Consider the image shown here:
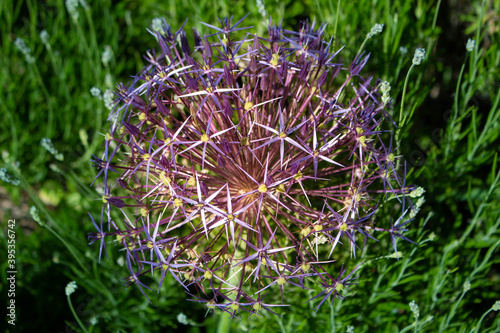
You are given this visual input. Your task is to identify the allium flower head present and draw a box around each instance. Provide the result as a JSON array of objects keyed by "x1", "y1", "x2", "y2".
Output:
[{"x1": 89, "y1": 17, "x2": 415, "y2": 315}]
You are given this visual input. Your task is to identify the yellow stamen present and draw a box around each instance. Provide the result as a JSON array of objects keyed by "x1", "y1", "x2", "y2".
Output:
[
  {"x1": 276, "y1": 183, "x2": 286, "y2": 193},
  {"x1": 300, "y1": 227, "x2": 311, "y2": 237},
  {"x1": 174, "y1": 198, "x2": 183, "y2": 208},
  {"x1": 270, "y1": 53, "x2": 279, "y2": 67},
  {"x1": 200, "y1": 134, "x2": 210, "y2": 142},
  {"x1": 244, "y1": 101, "x2": 254, "y2": 111}
]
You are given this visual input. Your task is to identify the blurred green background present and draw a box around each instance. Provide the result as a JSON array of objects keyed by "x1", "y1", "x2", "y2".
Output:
[{"x1": 1, "y1": 0, "x2": 499, "y2": 332}]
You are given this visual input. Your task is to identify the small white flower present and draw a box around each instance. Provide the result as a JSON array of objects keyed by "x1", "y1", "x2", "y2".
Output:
[
  {"x1": 410, "y1": 186, "x2": 425, "y2": 198},
  {"x1": 65, "y1": 0, "x2": 79, "y2": 21},
  {"x1": 466, "y1": 39, "x2": 475, "y2": 53},
  {"x1": 0, "y1": 168, "x2": 20, "y2": 186},
  {"x1": 256, "y1": 0, "x2": 268, "y2": 19},
  {"x1": 40, "y1": 30, "x2": 49, "y2": 45},
  {"x1": 90, "y1": 87, "x2": 102, "y2": 98},
  {"x1": 152, "y1": 18, "x2": 164, "y2": 33},
  {"x1": 65, "y1": 281, "x2": 78, "y2": 296},
  {"x1": 409, "y1": 300, "x2": 420, "y2": 319},
  {"x1": 41, "y1": 138, "x2": 64, "y2": 161},
  {"x1": 463, "y1": 281, "x2": 471, "y2": 292},
  {"x1": 14, "y1": 38, "x2": 34, "y2": 63},
  {"x1": 30, "y1": 206, "x2": 44, "y2": 226},
  {"x1": 103, "y1": 89, "x2": 115, "y2": 110},
  {"x1": 412, "y1": 48, "x2": 426, "y2": 65},
  {"x1": 368, "y1": 23, "x2": 384, "y2": 38},
  {"x1": 493, "y1": 300, "x2": 500, "y2": 311},
  {"x1": 101, "y1": 45, "x2": 113, "y2": 66},
  {"x1": 177, "y1": 313, "x2": 189, "y2": 325}
]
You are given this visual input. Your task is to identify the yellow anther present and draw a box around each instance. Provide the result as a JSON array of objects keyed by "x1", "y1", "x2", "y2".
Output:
[
  {"x1": 253, "y1": 303, "x2": 262, "y2": 311},
  {"x1": 279, "y1": 132, "x2": 287, "y2": 138},
  {"x1": 174, "y1": 198, "x2": 183, "y2": 208},
  {"x1": 314, "y1": 150, "x2": 320, "y2": 157},
  {"x1": 162, "y1": 263, "x2": 169, "y2": 271},
  {"x1": 105, "y1": 133, "x2": 112, "y2": 141},
  {"x1": 241, "y1": 137, "x2": 250, "y2": 146},
  {"x1": 140, "y1": 208, "x2": 148, "y2": 217},
  {"x1": 116, "y1": 234, "x2": 125, "y2": 243},
  {"x1": 200, "y1": 134, "x2": 210, "y2": 142},
  {"x1": 276, "y1": 183, "x2": 286, "y2": 193},
  {"x1": 277, "y1": 277, "x2": 286, "y2": 285},
  {"x1": 138, "y1": 113, "x2": 147, "y2": 121},
  {"x1": 206, "y1": 87, "x2": 214, "y2": 94},
  {"x1": 356, "y1": 127, "x2": 363, "y2": 135},
  {"x1": 300, "y1": 227, "x2": 311, "y2": 237},
  {"x1": 258, "y1": 184, "x2": 268, "y2": 193},
  {"x1": 294, "y1": 171, "x2": 303, "y2": 181},
  {"x1": 204, "y1": 271, "x2": 213, "y2": 279},
  {"x1": 160, "y1": 171, "x2": 171, "y2": 186},
  {"x1": 187, "y1": 177, "x2": 196, "y2": 187},
  {"x1": 301, "y1": 263, "x2": 311, "y2": 272},
  {"x1": 146, "y1": 241, "x2": 154, "y2": 249},
  {"x1": 387, "y1": 153, "x2": 395, "y2": 163},
  {"x1": 206, "y1": 301, "x2": 216, "y2": 309},
  {"x1": 164, "y1": 138, "x2": 172, "y2": 146},
  {"x1": 244, "y1": 101, "x2": 254, "y2": 111},
  {"x1": 314, "y1": 224, "x2": 323, "y2": 231},
  {"x1": 143, "y1": 153, "x2": 150, "y2": 161},
  {"x1": 102, "y1": 196, "x2": 109, "y2": 203},
  {"x1": 270, "y1": 53, "x2": 279, "y2": 67},
  {"x1": 339, "y1": 223, "x2": 348, "y2": 232},
  {"x1": 227, "y1": 214, "x2": 234, "y2": 221},
  {"x1": 335, "y1": 282, "x2": 344, "y2": 292},
  {"x1": 358, "y1": 136, "x2": 367, "y2": 147},
  {"x1": 230, "y1": 303, "x2": 239, "y2": 311}
]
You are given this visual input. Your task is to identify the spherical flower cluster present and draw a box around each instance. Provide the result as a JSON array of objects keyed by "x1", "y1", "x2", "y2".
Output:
[{"x1": 89, "y1": 17, "x2": 415, "y2": 316}]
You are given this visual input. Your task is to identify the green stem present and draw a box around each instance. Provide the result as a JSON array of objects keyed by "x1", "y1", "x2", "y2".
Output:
[
  {"x1": 471, "y1": 308, "x2": 493, "y2": 333},
  {"x1": 216, "y1": 312, "x2": 232, "y2": 333},
  {"x1": 333, "y1": 0, "x2": 341, "y2": 43},
  {"x1": 444, "y1": 60, "x2": 467, "y2": 161},
  {"x1": 67, "y1": 294, "x2": 90, "y2": 333}
]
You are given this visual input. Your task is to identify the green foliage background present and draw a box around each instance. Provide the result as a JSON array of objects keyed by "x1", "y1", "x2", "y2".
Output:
[{"x1": 1, "y1": 0, "x2": 499, "y2": 332}]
